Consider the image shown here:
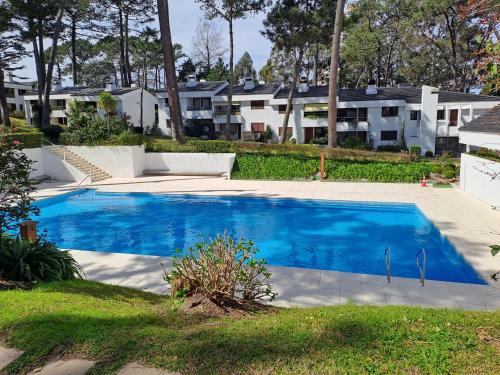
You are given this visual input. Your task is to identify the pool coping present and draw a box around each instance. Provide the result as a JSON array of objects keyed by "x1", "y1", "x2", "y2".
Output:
[{"x1": 68, "y1": 249, "x2": 500, "y2": 311}]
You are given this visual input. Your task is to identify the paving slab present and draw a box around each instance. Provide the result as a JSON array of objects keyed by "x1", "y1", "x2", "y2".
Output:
[
  {"x1": 117, "y1": 362, "x2": 180, "y2": 375},
  {"x1": 0, "y1": 346, "x2": 24, "y2": 370},
  {"x1": 27, "y1": 359, "x2": 96, "y2": 375}
]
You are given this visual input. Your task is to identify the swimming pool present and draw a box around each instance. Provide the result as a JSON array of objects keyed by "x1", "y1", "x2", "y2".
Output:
[{"x1": 34, "y1": 190, "x2": 485, "y2": 284}]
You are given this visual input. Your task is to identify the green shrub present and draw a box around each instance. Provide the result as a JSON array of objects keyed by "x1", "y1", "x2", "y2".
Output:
[
  {"x1": 10, "y1": 110, "x2": 25, "y2": 119},
  {"x1": 425, "y1": 151, "x2": 434, "y2": 157},
  {"x1": 325, "y1": 160, "x2": 432, "y2": 183},
  {"x1": 444, "y1": 162, "x2": 456, "y2": 170},
  {"x1": 189, "y1": 140, "x2": 234, "y2": 153},
  {"x1": 443, "y1": 169, "x2": 456, "y2": 179},
  {"x1": 41, "y1": 125, "x2": 64, "y2": 143},
  {"x1": 430, "y1": 163, "x2": 442, "y2": 174},
  {"x1": 377, "y1": 145, "x2": 402, "y2": 152},
  {"x1": 409, "y1": 145, "x2": 421, "y2": 156},
  {"x1": 0, "y1": 237, "x2": 83, "y2": 283},
  {"x1": 1, "y1": 132, "x2": 42, "y2": 148},
  {"x1": 232, "y1": 154, "x2": 318, "y2": 180},
  {"x1": 343, "y1": 136, "x2": 367, "y2": 150},
  {"x1": 165, "y1": 233, "x2": 275, "y2": 302},
  {"x1": 310, "y1": 137, "x2": 327, "y2": 145},
  {"x1": 107, "y1": 131, "x2": 144, "y2": 146}
]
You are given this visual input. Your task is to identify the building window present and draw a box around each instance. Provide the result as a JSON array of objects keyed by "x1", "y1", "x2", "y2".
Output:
[
  {"x1": 358, "y1": 108, "x2": 368, "y2": 121},
  {"x1": 18, "y1": 89, "x2": 27, "y2": 96},
  {"x1": 164, "y1": 98, "x2": 169, "y2": 107},
  {"x1": 278, "y1": 104, "x2": 288, "y2": 114},
  {"x1": 380, "y1": 130, "x2": 398, "y2": 141},
  {"x1": 251, "y1": 100, "x2": 265, "y2": 110},
  {"x1": 19, "y1": 104, "x2": 24, "y2": 111},
  {"x1": 410, "y1": 110, "x2": 420, "y2": 121},
  {"x1": 251, "y1": 122, "x2": 265, "y2": 133},
  {"x1": 382, "y1": 106, "x2": 398, "y2": 117},
  {"x1": 5, "y1": 88, "x2": 15, "y2": 98},
  {"x1": 437, "y1": 109, "x2": 445, "y2": 120}
]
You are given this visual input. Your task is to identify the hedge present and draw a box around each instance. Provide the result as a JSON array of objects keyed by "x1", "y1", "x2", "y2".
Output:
[
  {"x1": 0, "y1": 132, "x2": 42, "y2": 149},
  {"x1": 232, "y1": 154, "x2": 432, "y2": 182}
]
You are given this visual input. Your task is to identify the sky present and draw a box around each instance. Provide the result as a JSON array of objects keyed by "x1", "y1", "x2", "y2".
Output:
[{"x1": 16, "y1": 0, "x2": 272, "y2": 83}]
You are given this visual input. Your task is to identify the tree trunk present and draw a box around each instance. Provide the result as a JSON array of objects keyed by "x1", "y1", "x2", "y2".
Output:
[
  {"x1": 327, "y1": 0, "x2": 345, "y2": 148},
  {"x1": 32, "y1": 37, "x2": 43, "y2": 104},
  {"x1": 224, "y1": 18, "x2": 234, "y2": 141},
  {"x1": 38, "y1": 20, "x2": 46, "y2": 90},
  {"x1": 71, "y1": 17, "x2": 78, "y2": 85},
  {"x1": 42, "y1": 0, "x2": 66, "y2": 127},
  {"x1": 124, "y1": 13, "x2": 132, "y2": 85},
  {"x1": 157, "y1": 0, "x2": 184, "y2": 143},
  {"x1": 280, "y1": 48, "x2": 304, "y2": 145},
  {"x1": 118, "y1": 9, "x2": 128, "y2": 87},
  {"x1": 0, "y1": 69, "x2": 11, "y2": 127},
  {"x1": 313, "y1": 41, "x2": 319, "y2": 85}
]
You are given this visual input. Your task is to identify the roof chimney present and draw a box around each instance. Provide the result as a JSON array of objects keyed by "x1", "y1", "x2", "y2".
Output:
[
  {"x1": 298, "y1": 76, "x2": 309, "y2": 93},
  {"x1": 105, "y1": 81, "x2": 115, "y2": 92},
  {"x1": 243, "y1": 76, "x2": 255, "y2": 91},
  {"x1": 366, "y1": 79, "x2": 377, "y2": 95},
  {"x1": 6, "y1": 72, "x2": 14, "y2": 83},
  {"x1": 186, "y1": 74, "x2": 198, "y2": 88}
]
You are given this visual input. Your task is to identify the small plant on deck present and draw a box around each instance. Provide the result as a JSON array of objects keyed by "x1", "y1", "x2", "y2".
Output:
[{"x1": 165, "y1": 234, "x2": 276, "y2": 305}]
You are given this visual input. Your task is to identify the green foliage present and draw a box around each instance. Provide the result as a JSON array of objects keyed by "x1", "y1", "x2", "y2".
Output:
[
  {"x1": 9, "y1": 110, "x2": 25, "y2": 119},
  {"x1": 205, "y1": 57, "x2": 229, "y2": 81},
  {"x1": 491, "y1": 245, "x2": 500, "y2": 257},
  {"x1": 311, "y1": 137, "x2": 328, "y2": 145},
  {"x1": 0, "y1": 237, "x2": 83, "y2": 283},
  {"x1": 443, "y1": 169, "x2": 456, "y2": 179},
  {"x1": 232, "y1": 154, "x2": 318, "y2": 180},
  {"x1": 0, "y1": 132, "x2": 42, "y2": 149},
  {"x1": 475, "y1": 147, "x2": 500, "y2": 161},
  {"x1": 97, "y1": 92, "x2": 117, "y2": 117},
  {"x1": 0, "y1": 140, "x2": 38, "y2": 237},
  {"x1": 430, "y1": 163, "x2": 442, "y2": 174},
  {"x1": 425, "y1": 151, "x2": 434, "y2": 157},
  {"x1": 166, "y1": 233, "x2": 276, "y2": 302},
  {"x1": 40, "y1": 124, "x2": 64, "y2": 143},
  {"x1": 343, "y1": 136, "x2": 367, "y2": 150},
  {"x1": 234, "y1": 51, "x2": 256, "y2": 79},
  {"x1": 188, "y1": 140, "x2": 234, "y2": 153},
  {"x1": 106, "y1": 131, "x2": 144, "y2": 146},
  {"x1": 409, "y1": 145, "x2": 421, "y2": 156},
  {"x1": 377, "y1": 145, "x2": 402, "y2": 152}
]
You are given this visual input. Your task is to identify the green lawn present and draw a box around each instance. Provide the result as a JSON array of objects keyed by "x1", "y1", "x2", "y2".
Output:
[{"x1": 0, "y1": 281, "x2": 498, "y2": 374}]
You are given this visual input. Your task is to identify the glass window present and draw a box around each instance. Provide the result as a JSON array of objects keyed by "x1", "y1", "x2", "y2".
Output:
[
  {"x1": 358, "y1": 108, "x2": 368, "y2": 121},
  {"x1": 380, "y1": 130, "x2": 398, "y2": 141},
  {"x1": 410, "y1": 110, "x2": 420, "y2": 121},
  {"x1": 437, "y1": 109, "x2": 445, "y2": 120},
  {"x1": 251, "y1": 100, "x2": 265, "y2": 110},
  {"x1": 251, "y1": 122, "x2": 265, "y2": 132},
  {"x1": 382, "y1": 107, "x2": 398, "y2": 117},
  {"x1": 278, "y1": 104, "x2": 287, "y2": 114}
]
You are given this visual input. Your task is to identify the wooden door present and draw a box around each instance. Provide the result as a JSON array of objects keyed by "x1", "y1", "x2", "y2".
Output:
[
  {"x1": 449, "y1": 109, "x2": 458, "y2": 126},
  {"x1": 305, "y1": 127, "x2": 314, "y2": 143}
]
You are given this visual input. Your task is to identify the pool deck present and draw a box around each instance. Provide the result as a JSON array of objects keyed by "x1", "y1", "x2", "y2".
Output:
[{"x1": 34, "y1": 176, "x2": 500, "y2": 311}]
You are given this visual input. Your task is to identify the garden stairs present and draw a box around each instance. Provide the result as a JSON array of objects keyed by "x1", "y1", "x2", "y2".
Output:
[{"x1": 43, "y1": 145, "x2": 112, "y2": 182}]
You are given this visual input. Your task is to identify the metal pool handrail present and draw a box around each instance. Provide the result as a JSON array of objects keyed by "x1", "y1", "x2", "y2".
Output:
[
  {"x1": 416, "y1": 248, "x2": 426, "y2": 287},
  {"x1": 384, "y1": 247, "x2": 391, "y2": 283}
]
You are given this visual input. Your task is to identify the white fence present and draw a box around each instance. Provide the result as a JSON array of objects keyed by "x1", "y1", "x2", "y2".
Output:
[
  {"x1": 460, "y1": 153, "x2": 500, "y2": 208},
  {"x1": 145, "y1": 153, "x2": 236, "y2": 177}
]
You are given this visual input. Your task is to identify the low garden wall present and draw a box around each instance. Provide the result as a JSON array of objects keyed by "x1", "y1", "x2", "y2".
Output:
[
  {"x1": 22, "y1": 148, "x2": 87, "y2": 182},
  {"x1": 459, "y1": 153, "x2": 500, "y2": 207},
  {"x1": 145, "y1": 153, "x2": 236, "y2": 177}
]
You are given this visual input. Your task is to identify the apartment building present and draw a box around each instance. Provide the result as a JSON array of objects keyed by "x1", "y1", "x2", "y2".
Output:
[
  {"x1": 1, "y1": 73, "x2": 32, "y2": 118},
  {"x1": 157, "y1": 77, "x2": 500, "y2": 155},
  {"x1": 23, "y1": 83, "x2": 157, "y2": 128}
]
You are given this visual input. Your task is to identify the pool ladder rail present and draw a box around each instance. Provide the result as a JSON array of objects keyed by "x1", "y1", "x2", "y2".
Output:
[
  {"x1": 416, "y1": 248, "x2": 427, "y2": 287},
  {"x1": 383, "y1": 247, "x2": 427, "y2": 287}
]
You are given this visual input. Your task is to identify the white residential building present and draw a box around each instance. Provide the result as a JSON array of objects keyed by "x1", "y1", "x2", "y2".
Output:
[
  {"x1": 1, "y1": 73, "x2": 32, "y2": 117},
  {"x1": 23, "y1": 83, "x2": 157, "y2": 129},
  {"x1": 155, "y1": 77, "x2": 500, "y2": 154}
]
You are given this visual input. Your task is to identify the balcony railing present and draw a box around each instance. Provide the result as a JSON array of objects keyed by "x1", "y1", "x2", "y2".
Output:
[
  {"x1": 187, "y1": 105, "x2": 212, "y2": 111},
  {"x1": 51, "y1": 106, "x2": 66, "y2": 111}
]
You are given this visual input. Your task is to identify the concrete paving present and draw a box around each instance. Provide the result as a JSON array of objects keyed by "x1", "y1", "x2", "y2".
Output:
[
  {"x1": 35, "y1": 177, "x2": 500, "y2": 310},
  {"x1": 0, "y1": 346, "x2": 24, "y2": 370},
  {"x1": 117, "y1": 362, "x2": 180, "y2": 375},
  {"x1": 27, "y1": 359, "x2": 96, "y2": 375}
]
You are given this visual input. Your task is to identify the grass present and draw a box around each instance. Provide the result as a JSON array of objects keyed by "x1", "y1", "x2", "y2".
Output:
[
  {"x1": 1, "y1": 117, "x2": 37, "y2": 133},
  {"x1": 0, "y1": 280, "x2": 499, "y2": 374}
]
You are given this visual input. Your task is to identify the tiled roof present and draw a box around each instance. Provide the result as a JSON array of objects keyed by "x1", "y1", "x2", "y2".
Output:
[
  {"x1": 276, "y1": 86, "x2": 500, "y2": 104},
  {"x1": 460, "y1": 105, "x2": 500, "y2": 134},
  {"x1": 50, "y1": 86, "x2": 140, "y2": 96},
  {"x1": 216, "y1": 83, "x2": 281, "y2": 96}
]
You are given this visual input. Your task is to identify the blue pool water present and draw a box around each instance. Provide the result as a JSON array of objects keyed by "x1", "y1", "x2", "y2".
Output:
[{"x1": 34, "y1": 190, "x2": 485, "y2": 284}]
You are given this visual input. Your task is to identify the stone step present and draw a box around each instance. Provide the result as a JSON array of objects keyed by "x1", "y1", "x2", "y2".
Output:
[
  {"x1": 27, "y1": 359, "x2": 96, "y2": 375},
  {"x1": 0, "y1": 346, "x2": 24, "y2": 371},
  {"x1": 117, "y1": 362, "x2": 181, "y2": 375}
]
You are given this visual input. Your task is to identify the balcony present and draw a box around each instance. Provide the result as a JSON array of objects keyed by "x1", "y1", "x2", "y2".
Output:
[{"x1": 187, "y1": 105, "x2": 212, "y2": 111}]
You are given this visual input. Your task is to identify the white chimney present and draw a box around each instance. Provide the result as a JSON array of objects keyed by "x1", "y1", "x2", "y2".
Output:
[
  {"x1": 105, "y1": 81, "x2": 115, "y2": 92},
  {"x1": 366, "y1": 79, "x2": 377, "y2": 95},
  {"x1": 53, "y1": 80, "x2": 62, "y2": 91},
  {"x1": 186, "y1": 74, "x2": 198, "y2": 87},
  {"x1": 298, "y1": 76, "x2": 309, "y2": 93},
  {"x1": 200, "y1": 79, "x2": 206, "y2": 83},
  {"x1": 6, "y1": 72, "x2": 14, "y2": 82},
  {"x1": 243, "y1": 76, "x2": 255, "y2": 91}
]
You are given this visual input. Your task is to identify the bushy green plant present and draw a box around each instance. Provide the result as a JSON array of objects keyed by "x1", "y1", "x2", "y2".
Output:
[
  {"x1": 107, "y1": 131, "x2": 144, "y2": 146},
  {"x1": 430, "y1": 163, "x2": 442, "y2": 174},
  {"x1": 377, "y1": 145, "x2": 402, "y2": 152},
  {"x1": 41, "y1": 125, "x2": 64, "y2": 143},
  {"x1": 188, "y1": 140, "x2": 234, "y2": 153},
  {"x1": 0, "y1": 236, "x2": 83, "y2": 283},
  {"x1": 310, "y1": 137, "x2": 327, "y2": 145},
  {"x1": 165, "y1": 234, "x2": 276, "y2": 303},
  {"x1": 343, "y1": 136, "x2": 366, "y2": 150},
  {"x1": 10, "y1": 110, "x2": 25, "y2": 119},
  {"x1": 232, "y1": 154, "x2": 318, "y2": 180},
  {"x1": 409, "y1": 145, "x2": 421, "y2": 156},
  {"x1": 425, "y1": 151, "x2": 434, "y2": 157},
  {"x1": 443, "y1": 169, "x2": 456, "y2": 179},
  {"x1": 0, "y1": 133, "x2": 42, "y2": 148}
]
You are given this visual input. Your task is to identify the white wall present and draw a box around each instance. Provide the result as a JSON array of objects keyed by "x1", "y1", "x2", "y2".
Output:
[
  {"x1": 22, "y1": 148, "x2": 45, "y2": 179},
  {"x1": 120, "y1": 89, "x2": 156, "y2": 129},
  {"x1": 145, "y1": 153, "x2": 236, "y2": 178},
  {"x1": 67, "y1": 145, "x2": 146, "y2": 178},
  {"x1": 460, "y1": 153, "x2": 500, "y2": 207},
  {"x1": 22, "y1": 148, "x2": 87, "y2": 182},
  {"x1": 459, "y1": 131, "x2": 500, "y2": 151}
]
